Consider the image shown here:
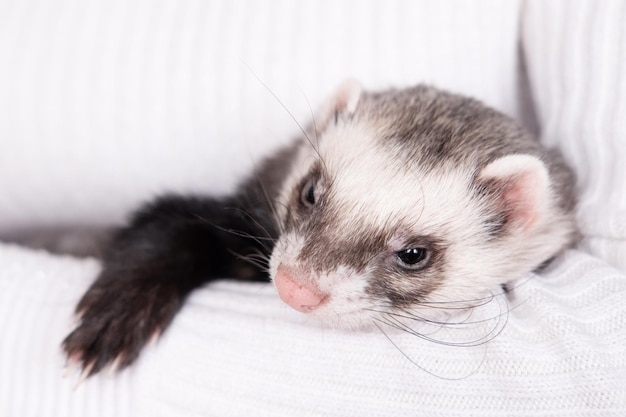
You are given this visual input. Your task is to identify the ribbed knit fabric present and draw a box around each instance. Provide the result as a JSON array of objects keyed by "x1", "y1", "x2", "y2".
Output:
[
  {"x1": 0, "y1": 0, "x2": 522, "y2": 231},
  {"x1": 0, "y1": 245, "x2": 137, "y2": 417},
  {"x1": 0, "y1": 243, "x2": 624, "y2": 417},
  {"x1": 522, "y1": 0, "x2": 626, "y2": 272}
]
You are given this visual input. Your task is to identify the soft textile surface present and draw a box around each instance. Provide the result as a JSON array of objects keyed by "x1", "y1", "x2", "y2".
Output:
[
  {"x1": 522, "y1": 0, "x2": 626, "y2": 272},
  {"x1": 0, "y1": 243, "x2": 625, "y2": 416},
  {"x1": 0, "y1": 0, "x2": 523, "y2": 231}
]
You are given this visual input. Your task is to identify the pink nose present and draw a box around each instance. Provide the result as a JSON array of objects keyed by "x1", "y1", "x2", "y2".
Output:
[{"x1": 274, "y1": 265, "x2": 327, "y2": 313}]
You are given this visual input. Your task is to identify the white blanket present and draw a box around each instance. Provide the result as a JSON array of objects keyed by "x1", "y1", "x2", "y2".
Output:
[{"x1": 0, "y1": 244, "x2": 625, "y2": 416}]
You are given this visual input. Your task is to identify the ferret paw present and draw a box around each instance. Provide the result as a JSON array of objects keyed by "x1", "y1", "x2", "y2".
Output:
[{"x1": 62, "y1": 278, "x2": 180, "y2": 377}]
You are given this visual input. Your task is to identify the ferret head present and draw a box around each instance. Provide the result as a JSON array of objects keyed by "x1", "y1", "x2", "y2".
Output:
[{"x1": 269, "y1": 82, "x2": 576, "y2": 329}]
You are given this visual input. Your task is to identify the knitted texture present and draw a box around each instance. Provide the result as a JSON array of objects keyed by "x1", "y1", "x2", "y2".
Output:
[
  {"x1": 522, "y1": 0, "x2": 626, "y2": 272},
  {"x1": 0, "y1": 0, "x2": 522, "y2": 231},
  {"x1": 0, "y1": 244, "x2": 624, "y2": 416}
]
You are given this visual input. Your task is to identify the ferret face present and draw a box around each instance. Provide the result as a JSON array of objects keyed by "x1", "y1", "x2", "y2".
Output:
[
  {"x1": 268, "y1": 84, "x2": 576, "y2": 329},
  {"x1": 270, "y1": 120, "x2": 492, "y2": 328}
]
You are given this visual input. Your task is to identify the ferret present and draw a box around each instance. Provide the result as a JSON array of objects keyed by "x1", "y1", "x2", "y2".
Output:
[{"x1": 63, "y1": 82, "x2": 577, "y2": 376}]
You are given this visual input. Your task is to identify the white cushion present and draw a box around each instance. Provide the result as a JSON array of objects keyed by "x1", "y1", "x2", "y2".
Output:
[
  {"x1": 0, "y1": 0, "x2": 523, "y2": 231},
  {"x1": 1, "y1": 242, "x2": 624, "y2": 416},
  {"x1": 522, "y1": 0, "x2": 626, "y2": 272}
]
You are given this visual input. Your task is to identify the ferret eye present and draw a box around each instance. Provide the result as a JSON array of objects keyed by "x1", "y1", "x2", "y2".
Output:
[
  {"x1": 300, "y1": 179, "x2": 316, "y2": 207},
  {"x1": 396, "y1": 248, "x2": 429, "y2": 269}
]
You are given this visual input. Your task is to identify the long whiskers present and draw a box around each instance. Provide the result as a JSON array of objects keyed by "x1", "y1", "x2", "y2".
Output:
[
  {"x1": 255, "y1": 181, "x2": 285, "y2": 236},
  {"x1": 384, "y1": 274, "x2": 535, "y2": 310},
  {"x1": 192, "y1": 212, "x2": 275, "y2": 254},
  {"x1": 229, "y1": 249, "x2": 271, "y2": 273},
  {"x1": 241, "y1": 60, "x2": 326, "y2": 165},
  {"x1": 367, "y1": 294, "x2": 506, "y2": 343},
  {"x1": 374, "y1": 321, "x2": 488, "y2": 381},
  {"x1": 223, "y1": 206, "x2": 277, "y2": 241},
  {"x1": 374, "y1": 298, "x2": 508, "y2": 348},
  {"x1": 366, "y1": 279, "x2": 535, "y2": 379},
  {"x1": 297, "y1": 86, "x2": 330, "y2": 174}
]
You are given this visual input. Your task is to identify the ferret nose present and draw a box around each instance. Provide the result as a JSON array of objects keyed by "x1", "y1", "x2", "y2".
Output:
[{"x1": 274, "y1": 265, "x2": 327, "y2": 313}]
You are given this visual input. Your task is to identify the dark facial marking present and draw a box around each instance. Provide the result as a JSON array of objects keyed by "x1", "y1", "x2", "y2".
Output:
[
  {"x1": 295, "y1": 213, "x2": 391, "y2": 275},
  {"x1": 283, "y1": 162, "x2": 322, "y2": 232},
  {"x1": 301, "y1": 178, "x2": 316, "y2": 207},
  {"x1": 366, "y1": 235, "x2": 447, "y2": 309}
]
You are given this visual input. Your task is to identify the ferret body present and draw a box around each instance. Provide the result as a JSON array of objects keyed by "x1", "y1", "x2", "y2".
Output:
[{"x1": 63, "y1": 82, "x2": 577, "y2": 376}]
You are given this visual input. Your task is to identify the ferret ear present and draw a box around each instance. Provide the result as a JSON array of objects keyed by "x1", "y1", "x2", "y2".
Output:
[
  {"x1": 316, "y1": 79, "x2": 362, "y2": 132},
  {"x1": 477, "y1": 154, "x2": 551, "y2": 234}
]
